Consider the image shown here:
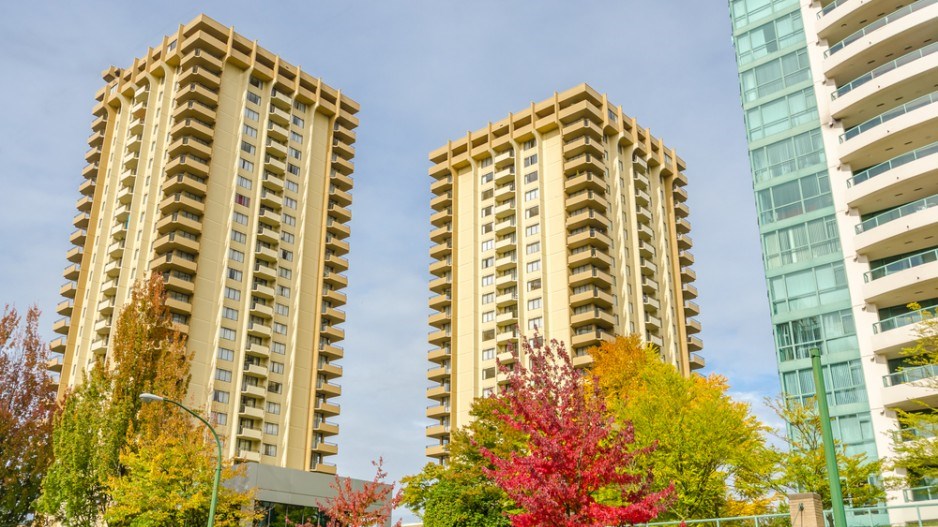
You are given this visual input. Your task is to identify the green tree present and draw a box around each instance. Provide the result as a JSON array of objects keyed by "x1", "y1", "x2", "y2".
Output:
[
  {"x1": 889, "y1": 303, "x2": 938, "y2": 488},
  {"x1": 768, "y1": 397, "x2": 884, "y2": 508},
  {"x1": 592, "y1": 335, "x2": 777, "y2": 520},
  {"x1": 402, "y1": 398, "x2": 519, "y2": 527},
  {"x1": 0, "y1": 305, "x2": 59, "y2": 524}
]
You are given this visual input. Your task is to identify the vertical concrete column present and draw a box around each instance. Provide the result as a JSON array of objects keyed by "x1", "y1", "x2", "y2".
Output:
[{"x1": 790, "y1": 493, "x2": 826, "y2": 527}]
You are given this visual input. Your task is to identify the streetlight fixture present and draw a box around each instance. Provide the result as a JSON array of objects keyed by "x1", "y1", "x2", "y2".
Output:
[{"x1": 140, "y1": 392, "x2": 223, "y2": 527}]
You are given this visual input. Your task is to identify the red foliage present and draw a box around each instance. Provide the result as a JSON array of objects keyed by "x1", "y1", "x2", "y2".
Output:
[
  {"x1": 479, "y1": 335, "x2": 672, "y2": 527},
  {"x1": 291, "y1": 458, "x2": 402, "y2": 527}
]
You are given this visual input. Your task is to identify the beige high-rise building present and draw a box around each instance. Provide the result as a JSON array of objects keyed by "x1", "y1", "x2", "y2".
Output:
[
  {"x1": 48, "y1": 15, "x2": 356, "y2": 475},
  {"x1": 425, "y1": 84, "x2": 702, "y2": 460}
]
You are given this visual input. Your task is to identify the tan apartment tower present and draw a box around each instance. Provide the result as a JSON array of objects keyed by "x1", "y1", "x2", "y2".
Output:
[
  {"x1": 425, "y1": 84, "x2": 702, "y2": 460},
  {"x1": 48, "y1": 15, "x2": 356, "y2": 475}
]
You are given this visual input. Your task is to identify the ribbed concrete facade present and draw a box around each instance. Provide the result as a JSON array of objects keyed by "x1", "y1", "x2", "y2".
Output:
[
  {"x1": 425, "y1": 84, "x2": 702, "y2": 460},
  {"x1": 49, "y1": 15, "x2": 356, "y2": 475},
  {"x1": 803, "y1": 0, "x2": 938, "y2": 505}
]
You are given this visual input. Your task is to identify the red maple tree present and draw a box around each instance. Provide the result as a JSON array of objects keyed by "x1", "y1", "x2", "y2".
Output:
[
  {"x1": 480, "y1": 334, "x2": 673, "y2": 527},
  {"x1": 291, "y1": 458, "x2": 402, "y2": 527}
]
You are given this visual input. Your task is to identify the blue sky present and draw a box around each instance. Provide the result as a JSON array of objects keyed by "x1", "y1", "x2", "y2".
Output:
[{"x1": 0, "y1": 0, "x2": 781, "y2": 508}]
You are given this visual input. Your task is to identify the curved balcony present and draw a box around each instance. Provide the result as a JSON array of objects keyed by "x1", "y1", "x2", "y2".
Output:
[
  {"x1": 823, "y1": 0, "x2": 938, "y2": 83},
  {"x1": 854, "y1": 193, "x2": 938, "y2": 259},
  {"x1": 838, "y1": 90, "x2": 938, "y2": 166},
  {"x1": 871, "y1": 303, "x2": 935, "y2": 356},
  {"x1": 863, "y1": 247, "x2": 938, "y2": 306},
  {"x1": 881, "y1": 364, "x2": 938, "y2": 410},
  {"x1": 831, "y1": 42, "x2": 938, "y2": 124},
  {"x1": 846, "y1": 141, "x2": 938, "y2": 211}
]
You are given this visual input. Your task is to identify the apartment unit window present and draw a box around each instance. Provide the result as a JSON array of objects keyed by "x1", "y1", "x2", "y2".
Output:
[
  {"x1": 481, "y1": 172, "x2": 493, "y2": 185},
  {"x1": 481, "y1": 189, "x2": 494, "y2": 201},
  {"x1": 267, "y1": 402, "x2": 281, "y2": 414},
  {"x1": 273, "y1": 322, "x2": 287, "y2": 335},
  {"x1": 482, "y1": 293, "x2": 494, "y2": 305},
  {"x1": 287, "y1": 163, "x2": 300, "y2": 176},
  {"x1": 482, "y1": 311, "x2": 495, "y2": 323},
  {"x1": 222, "y1": 307, "x2": 238, "y2": 321},
  {"x1": 528, "y1": 317, "x2": 543, "y2": 331},
  {"x1": 264, "y1": 423, "x2": 279, "y2": 436},
  {"x1": 481, "y1": 274, "x2": 494, "y2": 286},
  {"x1": 283, "y1": 214, "x2": 296, "y2": 226},
  {"x1": 215, "y1": 368, "x2": 232, "y2": 382},
  {"x1": 250, "y1": 76, "x2": 264, "y2": 88},
  {"x1": 525, "y1": 206, "x2": 539, "y2": 219},
  {"x1": 481, "y1": 223, "x2": 493, "y2": 234},
  {"x1": 294, "y1": 100, "x2": 307, "y2": 112},
  {"x1": 237, "y1": 175, "x2": 252, "y2": 189},
  {"x1": 524, "y1": 189, "x2": 539, "y2": 202},
  {"x1": 217, "y1": 347, "x2": 234, "y2": 361},
  {"x1": 526, "y1": 260, "x2": 541, "y2": 272},
  {"x1": 232, "y1": 211, "x2": 248, "y2": 225},
  {"x1": 229, "y1": 248, "x2": 245, "y2": 262},
  {"x1": 269, "y1": 382, "x2": 282, "y2": 394},
  {"x1": 524, "y1": 154, "x2": 538, "y2": 167},
  {"x1": 219, "y1": 328, "x2": 236, "y2": 341},
  {"x1": 243, "y1": 124, "x2": 258, "y2": 138},
  {"x1": 281, "y1": 232, "x2": 295, "y2": 244},
  {"x1": 284, "y1": 197, "x2": 297, "y2": 209},
  {"x1": 290, "y1": 131, "x2": 303, "y2": 143},
  {"x1": 285, "y1": 180, "x2": 299, "y2": 193},
  {"x1": 527, "y1": 279, "x2": 542, "y2": 291},
  {"x1": 263, "y1": 444, "x2": 277, "y2": 457},
  {"x1": 275, "y1": 303, "x2": 289, "y2": 316},
  {"x1": 246, "y1": 92, "x2": 261, "y2": 104},
  {"x1": 235, "y1": 194, "x2": 251, "y2": 207},
  {"x1": 524, "y1": 171, "x2": 538, "y2": 184},
  {"x1": 481, "y1": 240, "x2": 494, "y2": 252},
  {"x1": 481, "y1": 257, "x2": 494, "y2": 269},
  {"x1": 277, "y1": 285, "x2": 291, "y2": 298},
  {"x1": 211, "y1": 412, "x2": 227, "y2": 426},
  {"x1": 528, "y1": 298, "x2": 542, "y2": 310},
  {"x1": 522, "y1": 139, "x2": 536, "y2": 150},
  {"x1": 292, "y1": 115, "x2": 304, "y2": 127},
  {"x1": 244, "y1": 108, "x2": 259, "y2": 121},
  {"x1": 271, "y1": 342, "x2": 286, "y2": 354},
  {"x1": 213, "y1": 390, "x2": 229, "y2": 404},
  {"x1": 482, "y1": 348, "x2": 495, "y2": 361},
  {"x1": 525, "y1": 224, "x2": 540, "y2": 236},
  {"x1": 482, "y1": 329, "x2": 495, "y2": 341},
  {"x1": 271, "y1": 361, "x2": 284, "y2": 374},
  {"x1": 239, "y1": 158, "x2": 254, "y2": 172},
  {"x1": 224, "y1": 287, "x2": 241, "y2": 301},
  {"x1": 482, "y1": 367, "x2": 496, "y2": 380},
  {"x1": 278, "y1": 267, "x2": 292, "y2": 279},
  {"x1": 481, "y1": 206, "x2": 493, "y2": 217},
  {"x1": 287, "y1": 147, "x2": 301, "y2": 160},
  {"x1": 228, "y1": 268, "x2": 243, "y2": 282},
  {"x1": 480, "y1": 157, "x2": 493, "y2": 168},
  {"x1": 241, "y1": 141, "x2": 256, "y2": 155},
  {"x1": 280, "y1": 249, "x2": 293, "y2": 261},
  {"x1": 526, "y1": 242, "x2": 540, "y2": 255}
]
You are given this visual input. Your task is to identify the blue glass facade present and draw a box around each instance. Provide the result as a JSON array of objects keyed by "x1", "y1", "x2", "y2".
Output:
[{"x1": 729, "y1": 0, "x2": 878, "y2": 459}]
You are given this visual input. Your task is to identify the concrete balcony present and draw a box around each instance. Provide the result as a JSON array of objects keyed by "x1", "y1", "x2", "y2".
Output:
[
  {"x1": 241, "y1": 384, "x2": 266, "y2": 399},
  {"x1": 568, "y1": 247, "x2": 612, "y2": 269},
  {"x1": 688, "y1": 336, "x2": 703, "y2": 352},
  {"x1": 245, "y1": 342, "x2": 270, "y2": 359},
  {"x1": 881, "y1": 364, "x2": 938, "y2": 410},
  {"x1": 872, "y1": 304, "x2": 933, "y2": 357},
  {"x1": 838, "y1": 91, "x2": 938, "y2": 168},
  {"x1": 237, "y1": 425, "x2": 263, "y2": 442},
  {"x1": 845, "y1": 142, "x2": 938, "y2": 213},
  {"x1": 863, "y1": 248, "x2": 938, "y2": 306},
  {"x1": 854, "y1": 194, "x2": 938, "y2": 259},
  {"x1": 565, "y1": 190, "x2": 608, "y2": 213},
  {"x1": 238, "y1": 404, "x2": 264, "y2": 420},
  {"x1": 689, "y1": 353, "x2": 706, "y2": 371},
  {"x1": 426, "y1": 383, "x2": 451, "y2": 400}
]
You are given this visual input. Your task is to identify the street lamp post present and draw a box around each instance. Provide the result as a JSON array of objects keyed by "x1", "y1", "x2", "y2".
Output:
[
  {"x1": 809, "y1": 348, "x2": 847, "y2": 527},
  {"x1": 140, "y1": 392, "x2": 223, "y2": 527}
]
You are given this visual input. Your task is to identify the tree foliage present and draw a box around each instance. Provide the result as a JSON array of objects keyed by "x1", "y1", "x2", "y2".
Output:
[
  {"x1": 288, "y1": 458, "x2": 401, "y2": 527},
  {"x1": 402, "y1": 398, "x2": 519, "y2": 527},
  {"x1": 0, "y1": 305, "x2": 59, "y2": 524},
  {"x1": 479, "y1": 335, "x2": 672, "y2": 527},
  {"x1": 38, "y1": 275, "x2": 255, "y2": 526},
  {"x1": 889, "y1": 303, "x2": 938, "y2": 486},
  {"x1": 592, "y1": 335, "x2": 777, "y2": 520},
  {"x1": 767, "y1": 397, "x2": 884, "y2": 508}
]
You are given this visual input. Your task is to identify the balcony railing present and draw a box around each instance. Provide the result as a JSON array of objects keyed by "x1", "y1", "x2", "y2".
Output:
[
  {"x1": 865, "y1": 247, "x2": 938, "y2": 282},
  {"x1": 905, "y1": 484, "x2": 938, "y2": 502},
  {"x1": 817, "y1": 0, "x2": 849, "y2": 18},
  {"x1": 840, "y1": 91, "x2": 938, "y2": 143},
  {"x1": 825, "y1": 0, "x2": 938, "y2": 57},
  {"x1": 833, "y1": 42, "x2": 938, "y2": 100},
  {"x1": 873, "y1": 304, "x2": 935, "y2": 334},
  {"x1": 855, "y1": 193, "x2": 938, "y2": 234},
  {"x1": 848, "y1": 141, "x2": 938, "y2": 187},
  {"x1": 883, "y1": 364, "x2": 938, "y2": 387}
]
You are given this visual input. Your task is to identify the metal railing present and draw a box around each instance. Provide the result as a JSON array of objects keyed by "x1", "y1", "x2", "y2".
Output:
[
  {"x1": 840, "y1": 91, "x2": 938, "y2": 143},
  {"x1": 865, "y1": 247, "x2": 938, "y2": 282},
  {"x1": 833, "y1": 42, "x2": 938, "y2": 100},
  {"x1": 855, "y1": 193, "x2": 938, "y2": 234},
  {"x1": 825, "y1": 0, "x2": 937, "y2": 57},
  {"x1": 848, "y1": 140, "x2": 938, "y2": 187},
  {"x1": 883, "y1": 364, "x2": 938, "y2": 387},
  {"x1": 873, "y1": 304, "x2": 935, "y2": 333}
]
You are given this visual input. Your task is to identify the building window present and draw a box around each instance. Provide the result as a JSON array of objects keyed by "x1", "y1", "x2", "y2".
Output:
[
  {"x1": 283, "y1": 214, "x2": 296, "y2": 226},
  {"x1": 264, "y1": 423, "x2": 279, "y2": 436},
  {"x1": 217, "y1": 347, "x2": 234, "y2": 361},
  {"x1": 525, "y1": 224, "x2": 540, "y2": 236},
  {"x1": 524, "y1": 171, "x2": 538, "y2": 184},
  {"x1": 235, "y1": 194, "x2": 251, "y2": 207},
  {"x1": 481, "y1": 172, "x2": 493, "y2": 184},
  {"x1": 481, "y1": 257, "x2": 494, "y2": 269},
  {"x1": 271, "y1": 342, "x2": 286, "y2": 354},
  {"x1": 215, "y1": 368, "x2": 232, "y2": 382},
  {"x1": 522, "y1": 139, "x2": 536, "y2": 150},
  {"x1": 249, "y1": 76, "x2": 264, "y2": 88},
  {"x1": 527, "y1": 279, "x2": 541, "y2": 292},
  {"x1": 482, "y1": 348, "x2": 495, "y2": 361},
  {"x1": 227, "y1": 268, "x2": 243, "y2": 282},
  {"x1": 222, "y1": 307, "x2": 238, "y2": 321},
  {"x1": 237, "y1": 175, "x2": 252, "y2": 189},
  {"x1": 277, "y1": 285, "x2": 291, "y2": 298},
  {"x1": 211, "y1": 412, "x2": 227, "y2": 425},
  {"x1": 525, "y1": 206, "x2": 539, "y2": 219},
  {"x1": 281, "y1": 232, "x2": 295, "y2": 244},
  {"x1": 528, "y1": 317, "x2": 543, "y2": 331},
  {"x1": 244, "y1": 108, "x2": 259, "y2": 121},
  {"x1": 481, "y1": 206, "x2": 493, "y2": 217},
  {"x1": 224, "y1": 287, "x2": 241, "y2": 301},
  {"x1": 481, "y1": 189, "x2": 494, "y2": 201},
  {"x1": 482, "y1": 293, "x2": 494, "y2": 304},
  {"x1": 275, "y1": 303, "x2": 289, "y2": 316},
  {"x1": 280, "y1": 249, "x2": 293, "y2": 262},
  {"x1": 273, "y1": 322, "x2": 287, "y2": 335},
  {"x1": 526, "y1": 242, "x2": 540, "y2": 255},
  {"x1": 231, "y1": 230, "x2": 246, "y2": 244},
  {"x1": 524, "y1": 189, "x2": 539, "y2": 202},
  {"x1": 288, "y1": 147, "x2": 301, "y2": 160},
  {"x1": 241, "y1": 141, "x2": 256, "y2": 155},
  {"x1": 239, "y1": 158, "x2": 254, "y2": 172},
  {"x1": 243, "y1": 124, "x2": 258, "y2": 138},
  {"x1": 278, "y1": 267, "x2": 292, "y2": 279},
  {"x1": 263, "y1": 443, "x2": 277, "y2": 457},
  {"x1": 232, "y1": 211, "x2": 248, "y2": 225},
  {"x1": 269, "y1": 382, "x2": 282, "y2": 394},
  {"x1": 213, "y1": 390, "x2": 229, "y2": 404},
  {"x1": 285, "y1": 180, "x2": 299, "y2": 193},
  {"x1": 290, "y1": 131, "x2": 303, "y2": 143},
  {"x1": 526, "y1": 260, "x2": 541, "y2": 272},
  {"x1": 284, "y1": 197, "x2": 297, "y2": 209},
  {"x1": 481, "y1": 239, "x2": 494, "y2": 252},
  {"x1": 271, "y1": 361, "x2": 284, "y2": 374},
  {"x1": 246, "y1": 91, "x2": 262, "y2": 105},
  {"x1": 481, "y1": 223, "x2": 493, "y2": 235},
  {"x1": 482, "y1": 311, "x2": 495, "y2": 323},
  {"x1": 524, "y1": 154, "x2": 538, "y2": 167},
  {"x1": 219, "y1": 328, "x2": 236, "y2": 341},
  {"x1": 266, "y1": 402, "x2": 281, "y2": 414},
  {"x1": 528, "y1": 298, "x2": 542, "y2": 310},
  {"x1": 480, "y1": 157, "x2": 493, "y2": 168},
  {"x1": 292, "y1": 115, "x2": 304, "y2": 127},
  {"x1": 229, "y1": 248, "x2": 245, "y2": 262},
  {"x1": 481, "y1": 274, "x2": 494, "y2": 287}
]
